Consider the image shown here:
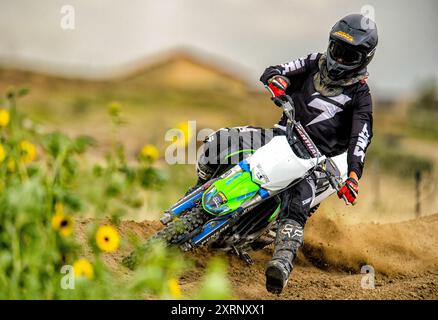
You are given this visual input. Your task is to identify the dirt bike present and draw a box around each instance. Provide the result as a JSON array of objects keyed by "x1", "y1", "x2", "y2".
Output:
[{"x1": 123, "y1": 94, "x2": 350, "y2": 268}]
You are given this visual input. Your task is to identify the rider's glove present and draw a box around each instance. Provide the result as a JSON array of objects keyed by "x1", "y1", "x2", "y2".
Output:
[
  {"x1": 267, "y1": 76, "x2": 290, "y2": 98},
  {"x1": 337, "y1": 177, "x2": 359, "y2": 205}
]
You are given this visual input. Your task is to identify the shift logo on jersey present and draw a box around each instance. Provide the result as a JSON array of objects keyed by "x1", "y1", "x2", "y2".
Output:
[
  {"x1": 306, "y1": 94, "x2": 351, "y2": 126},
  {"x1": 281, "y1": 58, "x2": 305, "y2": 75},
  {"x1": 354, "y1": 123, "x2": 370, "y2": 162}
]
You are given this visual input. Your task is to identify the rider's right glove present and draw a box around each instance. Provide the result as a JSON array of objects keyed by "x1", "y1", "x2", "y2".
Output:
[
  {"x1": 337, "y1": 177, "x2": 359, "y2": 205},
  {"x1": 267, "y1": 76, "x2": 290, "y2": 98}
]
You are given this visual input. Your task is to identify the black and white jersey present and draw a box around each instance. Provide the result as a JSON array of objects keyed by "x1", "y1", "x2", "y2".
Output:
[{"x1": 260, "y1": 53, "x2": 373, "y2": 179}]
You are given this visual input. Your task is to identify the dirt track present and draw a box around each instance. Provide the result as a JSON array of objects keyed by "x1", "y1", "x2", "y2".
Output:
[{"x1": 79, "y1": 213, "x2": 438, "y2": 300}]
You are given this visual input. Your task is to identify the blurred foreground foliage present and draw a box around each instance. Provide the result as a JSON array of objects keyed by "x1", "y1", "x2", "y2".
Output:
[{"x1": 0, "y1": 87, "x2": 231, "y2": 300}]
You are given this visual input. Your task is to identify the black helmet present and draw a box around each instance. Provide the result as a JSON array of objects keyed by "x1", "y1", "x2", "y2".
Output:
[{"x1": 326, "y1": 13, "x2": 378, "y2": 80}]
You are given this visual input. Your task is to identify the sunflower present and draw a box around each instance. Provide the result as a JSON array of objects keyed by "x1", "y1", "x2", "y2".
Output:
[
  {"x1": 0, "y1": 109, "x2": 10, "y2": 127},
  {"x1": 0, "y1": 144, "x2": 5, "y2": 163},
  {"x1": 96, "y1": 225, "x2": 120, "y2": 253},
  {"x1": 51, "y1": 203, "x2": 74, "y2": 237},
  {"x1": 140, "y1": 144, "x2": 159, "y2": 163},
  {"x1": 73, "y1": 258, "x2": 94, "y2": 280},
  {"x1": 168, "y1": 278, "x2": 181, "y2": 298},
  {"x1": 19, "y1": 140, "x2": 37, "y2": 164}
]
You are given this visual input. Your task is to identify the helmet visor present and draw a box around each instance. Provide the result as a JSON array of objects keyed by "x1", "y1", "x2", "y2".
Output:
[{"x1": 328, "y1": 40, "x2": 363, "y2": 66}]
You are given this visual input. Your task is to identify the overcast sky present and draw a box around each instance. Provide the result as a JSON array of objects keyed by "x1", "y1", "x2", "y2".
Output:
[{"x1": 0, "y1": 0, "x2": 437, "y2": 97}]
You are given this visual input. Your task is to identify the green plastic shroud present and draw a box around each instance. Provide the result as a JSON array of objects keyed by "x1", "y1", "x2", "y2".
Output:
[{"x1": 202, "y1": 170, "x2": 260, "y2": 216}]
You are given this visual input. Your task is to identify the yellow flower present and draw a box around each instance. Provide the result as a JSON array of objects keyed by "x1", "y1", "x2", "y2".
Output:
[
  {"x1": 0, "y1": 144, "x2": 5, "y2": 162},
  {"x1": 7, "y1": 159, "x2": 15, "y2": 172},
  {"x1": 96, "y1": 225, "x2": 120, "y2": 253},
  {"x1": 168, "y1": 278, "x2": 182, "y2": 298},
  {"x1": 108, "y1": 101, "x2": 121, "y2": 116},
  {"x1": 73, "y1": 258, "x2": 94, "y2": 280},
  {"x1": 19, "y1": 140, "x2": 37, "y2": 164},
  {"x1": 140, "y1": 144, "x2": 159, "y2": 163},
  {"x1": 0, "y1": 109, "x2": 10, "y2": 127},
  {"x1": 51, "y1": 203, "x2": 74, "y2": 237}
]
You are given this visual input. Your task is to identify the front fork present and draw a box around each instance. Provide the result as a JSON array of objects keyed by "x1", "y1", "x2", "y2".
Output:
[{"x1": 160, "y1": 179, "x2": 216, "y2": 225}]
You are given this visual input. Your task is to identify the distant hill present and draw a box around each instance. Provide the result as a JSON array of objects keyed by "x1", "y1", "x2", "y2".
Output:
[{"x1": 0, "y1": 47, "x2": 257, "y2": 96}]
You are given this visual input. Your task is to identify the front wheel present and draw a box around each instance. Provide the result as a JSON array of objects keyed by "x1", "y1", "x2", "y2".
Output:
[{"x1": 122, "y1": 207, "x2": 208, "y2": 269}]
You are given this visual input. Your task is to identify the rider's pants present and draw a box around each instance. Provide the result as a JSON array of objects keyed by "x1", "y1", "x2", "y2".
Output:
[{"x1": 197, "y1": 126, "x2": 317, "y2": 228}]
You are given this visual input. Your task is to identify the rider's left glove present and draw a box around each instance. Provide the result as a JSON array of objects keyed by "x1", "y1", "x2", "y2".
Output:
[{"x1": 337, "y1": 177, "x2": 359, "y2": 205}]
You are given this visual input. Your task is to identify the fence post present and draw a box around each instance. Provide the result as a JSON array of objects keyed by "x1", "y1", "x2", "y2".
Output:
[
  {"x1": 415, "y1": 170, "x2": 422, "y2": 217},
  {"x1": 373, "y1": 160, "x2": 381, "y2": 207}
]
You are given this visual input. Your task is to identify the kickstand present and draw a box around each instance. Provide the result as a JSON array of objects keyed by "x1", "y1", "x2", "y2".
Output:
[{"x1": 232, "y1": 246, "x2": 254, "y2": 265}]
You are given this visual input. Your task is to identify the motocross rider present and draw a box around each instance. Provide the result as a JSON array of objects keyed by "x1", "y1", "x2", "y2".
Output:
[{"x1": 196, "y1": 14, "x2": 378, "y2": 293}]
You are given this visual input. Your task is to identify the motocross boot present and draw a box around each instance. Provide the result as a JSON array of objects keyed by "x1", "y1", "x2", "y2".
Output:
[{"x1": 265, "y1": 219, "x2": 304, "y2": 294}]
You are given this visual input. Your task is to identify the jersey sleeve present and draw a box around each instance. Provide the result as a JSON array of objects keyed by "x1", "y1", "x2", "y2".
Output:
[
  {"x1": 347, "y1": 84, "x2": 373, "y2": 179},
  {"x1": 260, "y1": 53, "x2": 320, "y2": 85}
]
